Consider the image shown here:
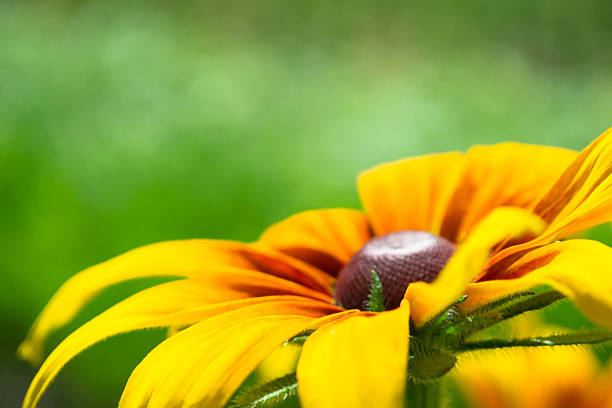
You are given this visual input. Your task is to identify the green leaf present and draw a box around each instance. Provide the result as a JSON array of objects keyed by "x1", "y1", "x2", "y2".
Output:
[
  {"x1": 366, "y1": 269, "x2": 385, "y2": 312},
  {"x1": 228, "y1": 373, "x2": 298, "y2": 408}
]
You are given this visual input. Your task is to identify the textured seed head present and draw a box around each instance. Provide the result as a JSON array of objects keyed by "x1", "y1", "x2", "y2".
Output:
[{"x1": 334, "y1": 230, "x2": 456, "y2": 311}]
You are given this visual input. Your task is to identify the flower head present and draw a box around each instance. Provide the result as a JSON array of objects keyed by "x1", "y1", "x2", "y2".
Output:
[{"x1": 19, "y1": 129, "x2": 612, "y2": 408}]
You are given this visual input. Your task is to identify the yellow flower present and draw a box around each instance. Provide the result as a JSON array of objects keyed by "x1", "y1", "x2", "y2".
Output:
[
  {"x1": 19, "y1": 128, "x2": 612, "y2": 408},
  {"x1": 455, "y1": 347, "x2": 612, "y2": 408}
]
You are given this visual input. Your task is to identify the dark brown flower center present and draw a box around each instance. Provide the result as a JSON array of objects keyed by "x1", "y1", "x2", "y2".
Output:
[{"x1": 334, "y1": 230, "x2": 456, "y2": 311}]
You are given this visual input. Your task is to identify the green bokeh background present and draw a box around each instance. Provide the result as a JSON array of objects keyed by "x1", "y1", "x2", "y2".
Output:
[{"x1": 1, "y1": 1, "x2": 611, "y2": 406}]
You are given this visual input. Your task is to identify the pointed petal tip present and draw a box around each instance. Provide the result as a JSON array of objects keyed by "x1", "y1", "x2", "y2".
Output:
[{"x1": 17, "y1": 339, "x2": 42, "y2": 367}]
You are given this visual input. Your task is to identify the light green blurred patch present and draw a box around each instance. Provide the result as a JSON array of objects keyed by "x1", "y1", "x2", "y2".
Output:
[{"x1": 1, "y1": 1, "x2": 612, "y2": 406}]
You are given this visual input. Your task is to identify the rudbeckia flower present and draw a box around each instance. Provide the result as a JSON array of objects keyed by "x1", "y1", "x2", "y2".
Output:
[
  {"x1": 19, "y1": 129, "x2": 612, "y2": 408},
  {"x1": 455, "y1": 346, "x2": 612, "y2": 408}
]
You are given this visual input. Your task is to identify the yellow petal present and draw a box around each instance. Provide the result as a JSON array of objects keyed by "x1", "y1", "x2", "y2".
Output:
[
  {"x1": 19, "y1": 239, "x2": 332, "y2": 365},
  {"x1": 256, "y1": 342, "x2": 301, "y2": 384},
  {"x1": 406, "y1": 207, "x2": 546, "y2": 325},
  {"x1": 358, "y1": 144, "x2": 575, "y2": 241},
  {"x1": 463, "y1": 239, "x2": 612, "y2": 328},
  {"x1": 487, "y1": 128, "x2": 612, "y2": 274},
  {"x1": 358, "y1": 152, "x2": 464, "y2": 236},
  {"x1": 22, "y1": 276, "x2": 342, "y2": 408},
  {"x1": 455, "y1": 346, "x2": 600, "y2": 408},
  {"x1": 441, "y1": 143, "x2": 577, "y2": 242},
  {"x1": 535, "y1": 127, "x2": 612, "y2": 237},
  {"x1": 297, "y1": 301, "x2": 410, "y2": 408},
  {"x1": 259, "y1": 208, "x2": 372, "y2": 274},
  {"x1": 245, "y1": 242, "x2": 335, "y2": 292},
  {"x1": 119, "y1": 303, "x2": 351, "y2": 408}
]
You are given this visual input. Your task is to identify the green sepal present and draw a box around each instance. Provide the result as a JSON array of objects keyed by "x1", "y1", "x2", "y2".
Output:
[
  {"x1": 416, "y1": 295, "x2": 468, "y2": 336},
  {"x1": 461, "y1": 290, "x2": 535, "y2": 317},
  {"x1": 413, "y1": 290, "x2": 564, "y2": 341},
  {"x1": 408, "y1": 335, "x2": 457, "y2": 382},
  {"x1": 487, "y1": 290, "x2": 565, "y2": 320},
  {"x1": 284, "y1": 329, "x2": 315, "y2": 346},
  {"x1": 452, "y1": 290, "x2": 565, "y2": 341},
  {"x1": 228, "y1": 373, "x2": 298, "y2": 408},
  {"x1": 366, "y1": 269, "x2": 385, "y2": 313},
  {"x1": 408, "y1": 289, "x2": 568, "y2": 382}
]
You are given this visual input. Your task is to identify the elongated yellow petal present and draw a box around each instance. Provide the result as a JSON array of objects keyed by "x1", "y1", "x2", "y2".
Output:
[
  {"x1": 245, "y1": 242, "x2": 335, "y2": 292},
  {"x1": 406, "y1": 207, "x2": 546, "y2": 324},
  {"x1": 358, "y1": 144, "x2": 575, "y2": 241},
  {"x1": 19, "y1": 239, "x2": 333, "y2": 365},
  {"x1": 119, "y1": 303, "x2": 351, "y2": 408},
  {"x1": 259, "y1": 208, "x2": 372, "y2": 274},
  {"x1": 536, "y1": 127, "x2": 612, "y2": 237},
  {"x1": 359, "y1": 152, "x2": 464, "y2": 236},
  {"x1": 487, "y1": 128, "x2": 612, "y2": 275},
  {"x1": 22, "y1": 277, "x2": 342, "y2": 408},
  {"x1": 297, "y1": 301, "x2": 410, "y2": 408},
  {"x1": 256, "y1": 342, "x2": 302, "y2": 384},
  {"x1": 441, "y1": 143, "x2": 576, "y2": 242},
  {"x1": 456, "y1": 346, "x2": 601, "y2": 408},
  {"x1": 463, "y1": 239, "x2": 612, "y2": 328}
]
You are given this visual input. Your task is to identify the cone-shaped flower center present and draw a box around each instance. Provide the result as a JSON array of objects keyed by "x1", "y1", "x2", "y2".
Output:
[{"x1": 335, "y1": 231, "x2": 456, "y2": 311}]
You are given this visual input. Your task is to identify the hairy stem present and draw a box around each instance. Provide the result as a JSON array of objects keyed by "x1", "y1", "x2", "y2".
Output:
[
  {"x1": 404, "y1": 381, "x2": 441, "y2": 408},
  {"x1": 458, "y1": 330, "x2": 612, "y2": 352}
]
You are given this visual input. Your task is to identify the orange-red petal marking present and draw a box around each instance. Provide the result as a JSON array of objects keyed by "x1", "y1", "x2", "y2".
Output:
[
  {"x1": 18, "y1": 239, "x2": 333, "y2": 365},
  {"x1": 463, "y1": 239, "x2": 612, "y2": 328},
  {"x1": 22, "y1": 277, "x2": 340, "y2": 408},
  {"x1": 486, "y1": 128, "x2": 612, "y2": 277},
  {"x1": 441, "y1": 143, "x2": 577, "y2": 242},
  {"x1": 359, "y1": 152, "x2": 464, "y2": 237},
  {"x1": 259, "y1": 208, "x2": 372, "y2": 275},
  {"x1": 358, "y1": 144, "x2": 576, "y2": 241}
]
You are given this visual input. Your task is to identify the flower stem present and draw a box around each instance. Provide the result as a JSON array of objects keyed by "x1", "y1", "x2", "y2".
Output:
[
  {"x1": 404, "y1": 381, "x2": 441, "y2": 408},
  {"x1": 457, "y1": 330, "x2": 612, "y2": 352}
]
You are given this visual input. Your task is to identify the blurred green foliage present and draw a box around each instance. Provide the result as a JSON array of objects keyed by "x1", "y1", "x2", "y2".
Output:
[{"x1": 1, "y1": 0, "x2": 611, "y2": 406}]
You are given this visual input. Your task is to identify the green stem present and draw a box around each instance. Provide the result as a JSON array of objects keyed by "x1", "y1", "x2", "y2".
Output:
[
  {"x1": 404, "y1": 381, "x2": 441, "y2": 408},
  {"x1": 458, "y1": 330, "x2": 612, "y2": 352}
]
